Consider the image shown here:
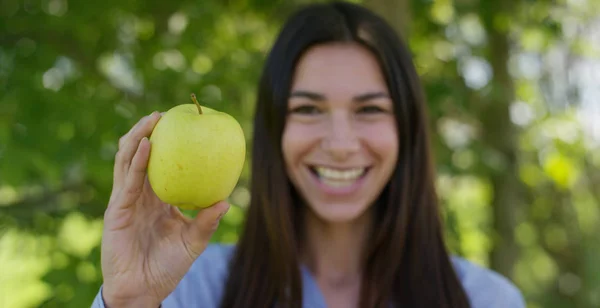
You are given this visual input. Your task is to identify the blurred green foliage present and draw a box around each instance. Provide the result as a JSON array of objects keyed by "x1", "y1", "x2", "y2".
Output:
[{"x1": 1, "y1": 0, "x2": 599, "y2": 307}]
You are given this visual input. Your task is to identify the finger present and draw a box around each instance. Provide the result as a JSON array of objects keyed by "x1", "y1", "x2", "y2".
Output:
[
  {"x1": 117, "y1": 136, "x2": 151, "y2": 209},
  {"x1": 183, "y1": 201, "x2": 230, "y2": 258},
  {"x1": 114, "y1": 112, "x2": 161, "y2": 188},
  {"x1": 112, "y1": 113, "x2": 152, "y2": 192},
  {"x1": 118, "y1": 113, "x2": 152, "y2": 150}
]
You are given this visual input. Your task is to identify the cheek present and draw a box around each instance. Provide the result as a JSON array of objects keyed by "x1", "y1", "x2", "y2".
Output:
[
  {"x1": 281, "y1": 122, "x2": 319, "y2": 167},
  {"x1": 359, "y1": 122, "x2": 399, "y2": 163}
]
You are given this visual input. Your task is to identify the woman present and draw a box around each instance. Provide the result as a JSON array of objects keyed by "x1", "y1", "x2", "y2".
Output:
[{"x1": 93, "y1": 2, "x2": 525, "y2": 308}]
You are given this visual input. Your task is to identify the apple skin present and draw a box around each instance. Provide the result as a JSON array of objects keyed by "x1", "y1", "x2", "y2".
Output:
[{"x1": 147, "y1": 103, "x2": 246, "y2": 210}]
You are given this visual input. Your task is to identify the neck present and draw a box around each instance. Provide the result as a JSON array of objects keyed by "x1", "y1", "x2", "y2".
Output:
[{"x1": 301, "y1": 209, "x2": 373, "y2": 289}]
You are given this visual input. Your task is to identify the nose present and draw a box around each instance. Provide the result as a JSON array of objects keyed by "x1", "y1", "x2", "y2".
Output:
[{"x1": 321, "y1": 114, "x2": 360, "y2": 161}]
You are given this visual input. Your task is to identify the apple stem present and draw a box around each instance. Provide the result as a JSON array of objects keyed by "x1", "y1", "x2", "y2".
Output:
[{"x1": 191, "y1": 93, "x2": 202, "y2": 114}]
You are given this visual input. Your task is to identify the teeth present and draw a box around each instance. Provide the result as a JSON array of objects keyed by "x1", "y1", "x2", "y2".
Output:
[
  {"x1": 315, "y1": 167, "x2": 365, "y2": 181},
  {"x1": 315, "y1": 167, "x2": 366, "y2": 189},
  {"x1": 321, "y1": 178, "x2": 354, "y2": 188}
]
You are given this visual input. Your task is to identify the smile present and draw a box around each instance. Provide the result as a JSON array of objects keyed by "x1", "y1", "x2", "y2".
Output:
[{"x1": 309, "y1": 166, "x2": 369, "y2": 189}]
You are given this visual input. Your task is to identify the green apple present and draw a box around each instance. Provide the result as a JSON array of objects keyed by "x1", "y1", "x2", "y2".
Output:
[{"x1": 147, "y1": 94, "x2": 246, "y2": 210}]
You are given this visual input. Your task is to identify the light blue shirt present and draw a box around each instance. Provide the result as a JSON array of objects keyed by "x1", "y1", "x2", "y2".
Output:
[{"x1": 92, "y1": 243, "x2": 526, "y2": 307}]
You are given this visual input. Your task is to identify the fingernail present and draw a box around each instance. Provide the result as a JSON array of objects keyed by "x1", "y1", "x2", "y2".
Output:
[{"x1": 216, "y1": 211, "x2": 226, "y2": 222}]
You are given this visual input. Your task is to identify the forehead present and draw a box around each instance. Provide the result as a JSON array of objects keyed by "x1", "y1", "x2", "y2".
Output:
[{"x1": 291, "y1": 43, "x2": 388, "y2": 96}]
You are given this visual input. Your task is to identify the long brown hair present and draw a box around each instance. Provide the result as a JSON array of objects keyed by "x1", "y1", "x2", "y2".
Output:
[{"x1": 220, "y1": 2, "x2": 471, "y2": 307}]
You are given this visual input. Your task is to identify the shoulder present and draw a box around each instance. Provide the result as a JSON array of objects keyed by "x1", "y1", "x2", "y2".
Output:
[
  {"x1": 162, "y1": 243, "x2": 236, "y2": 308},
  {"x1": 451, "y1": 256, "x2": 526, "y2": 308}
]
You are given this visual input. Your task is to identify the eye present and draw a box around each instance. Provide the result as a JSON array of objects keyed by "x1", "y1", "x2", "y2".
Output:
[
  {"x1": 357, "y1": 105, "x2": 386, "y2": 114},
  {"x1": 289, "y1": 105, "x2": 321, "y2": 115}
]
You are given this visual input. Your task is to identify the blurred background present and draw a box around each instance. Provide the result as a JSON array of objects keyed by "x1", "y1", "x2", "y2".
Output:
[{"x1": 0, "y1": 0, "x2": 599, "y2": 307}]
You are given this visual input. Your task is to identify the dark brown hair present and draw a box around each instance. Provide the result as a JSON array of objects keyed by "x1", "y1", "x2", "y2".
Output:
[{"x1": 220, "y1": 2, "x2": 471, "y2": 307}]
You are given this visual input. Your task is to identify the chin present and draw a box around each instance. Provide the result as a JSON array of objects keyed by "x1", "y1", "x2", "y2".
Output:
[{"x1": 305, "y1": 201, "x2": 372, "y2": 225}]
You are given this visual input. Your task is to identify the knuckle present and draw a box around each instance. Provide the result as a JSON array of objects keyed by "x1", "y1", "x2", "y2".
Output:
[
  {"x1": 118, "y1": 136, "x2": 127, "y2": 148},
  {"x1": 104, "y1": 204, "x2": 114, "y2": 216},
  {"x1": 115, "y1": 149, "x2": 125, "y2": 162},
  {"x1": 127, "y1": 184, "x2": 143, "y2": 196},
  {"x1": 144, "y1": 116, "x2": 155, "y2": 127},
  {"x1": 140, "y1": 115, "x2": 151, "y2": 125},
  {"x1": 105, "y1": 200, "x2": 119, "y2": 219}
]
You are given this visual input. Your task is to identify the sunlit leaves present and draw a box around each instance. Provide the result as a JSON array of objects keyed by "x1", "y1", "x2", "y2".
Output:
[
  {"x1": 520, "y1": 28, "x2": 551, "y2": 52},
  {"x1": 438, "y1": 174, "x2": 493, "y2": 264},
  {"x1": 0, "y1": 230, "x2": 54, "y2": 307},
  {"x1": 542, "y1": 151, "x2": 581, "y2": 190},
  {"x1": 429, "y1": 0, "x2": 455, "y2": 25},
  {"x1": 56, "y1": 212, "x2": 103, "y2": 259},
  {"x1": 514, "y1": 247, "x2": 559, "y2": 296}
]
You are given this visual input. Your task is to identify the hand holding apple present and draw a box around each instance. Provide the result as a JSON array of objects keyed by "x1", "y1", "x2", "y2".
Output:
[{"x1": 100, "y1": 101, "x2": 235, "y2": 307}]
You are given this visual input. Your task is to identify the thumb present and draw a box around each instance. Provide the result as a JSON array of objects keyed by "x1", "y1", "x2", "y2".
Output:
[{"x1": 184, "y1": 201, "x2": 230, "y2": 256}]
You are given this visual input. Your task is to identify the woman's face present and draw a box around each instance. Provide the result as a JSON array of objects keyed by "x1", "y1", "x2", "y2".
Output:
[{"x1": 282, "y1": 42, "x2": 399, "y2": 224}]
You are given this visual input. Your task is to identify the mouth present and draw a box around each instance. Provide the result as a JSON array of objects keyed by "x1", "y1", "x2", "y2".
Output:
[{"x1": 308, "y1": 165, "x2": 370, "y2": 189}]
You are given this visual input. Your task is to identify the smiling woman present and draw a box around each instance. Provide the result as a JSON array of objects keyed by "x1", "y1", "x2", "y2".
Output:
[
  {"x1": 282, "y1": 43, "x2": 398, "y2": 224},
  {"x1": 92, "y1": 2, "x2": 526, "y2": 308}
]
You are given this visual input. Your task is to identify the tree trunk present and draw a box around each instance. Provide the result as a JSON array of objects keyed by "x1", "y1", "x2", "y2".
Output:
[{"x1": 479, "y1": 0, "x2": 522, "y2": 278}]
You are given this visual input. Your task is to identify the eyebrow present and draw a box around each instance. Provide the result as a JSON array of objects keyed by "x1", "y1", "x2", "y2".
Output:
[{"x1": 289, "y1": 90, "x2": 389, "y2": 103}]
